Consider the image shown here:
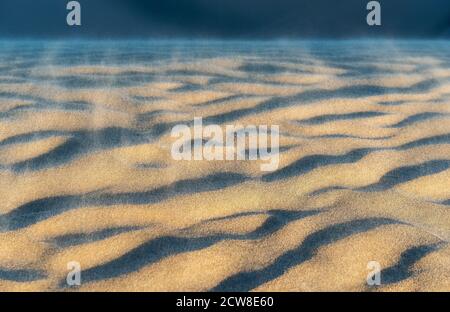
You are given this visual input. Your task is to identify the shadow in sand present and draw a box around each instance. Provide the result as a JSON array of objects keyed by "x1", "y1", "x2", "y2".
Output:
[
  {"x1": 0, "y1": 268, "x2": 46, "y2": 282},
  {"x1": 10, "y1": 127, "x2": 151, "y2": 172},
  {"x1": 0, "y1": 172, "x2": 250, "y2": 231},
  {"x1": 308, "y1": 134, "x2": 395, "y2": 140},
  {"x1": 380, "y1": 243, "x2": 442, "y2": 284},
  {"x1": 388, "y1": 112, "x2": 447, "y2": 128},
  {"x1": 261, "y1": 132, "x2": 450, "y2": 184},
  {"x1": 358, "y1": 160, "x2": 450, "y2": 192},
  {"x1": 71, "y1": 209, "x2": 322, "y2": 285},
  {"x1": 238, "y1": 62, "x2": 293, "y2": 74},
  {"x1": 49, "y1": 226, "x2": 146, "y2": 248},
  {"x1": 309, "y1": 186, "x2": 348, "y2": 196},
  {"x1": 396, "y1": 133, "x2": 450, "y2": 150},
  {"x1": 203, "y1": 79, "x2": 438, "y2": 124},
  {"x1": 297, "y1": 111, "x2": 387, "y2": 125},
  {"x1": 0, "y1": 130, "x2": 69, "y2": 147},
  {"x1": 196, "y1": 95, "x2": 252, "y2": 108},
  {"x1": 212, "y1": 218, "x2": 400, "y2": 291},
  {"x1": 0, "y1": 101, "x2": 93, "y2": 119},
  {"x1": 40, "y1": 72, "x2": 155, "y2": 89},
  {"x1": 262, "y1": 148, "x2": 373, "y2": 182}
]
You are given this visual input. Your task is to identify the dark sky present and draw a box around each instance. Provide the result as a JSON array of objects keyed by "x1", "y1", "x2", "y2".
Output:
[{"x1": 0, "y1": 0, "x2": 449, "y2": 38}]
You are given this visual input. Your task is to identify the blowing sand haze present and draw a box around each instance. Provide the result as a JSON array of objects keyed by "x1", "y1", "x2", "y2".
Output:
[{"x1": 0, "y1": 40, "x2": 450, "y2": 291}]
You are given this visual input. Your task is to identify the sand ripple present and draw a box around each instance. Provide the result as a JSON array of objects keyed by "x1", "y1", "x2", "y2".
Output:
[{"x1": 0, "y1": 40, "x2": 450, "y2": 291}]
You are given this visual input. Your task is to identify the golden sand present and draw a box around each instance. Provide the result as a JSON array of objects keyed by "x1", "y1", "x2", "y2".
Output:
[{"x1": 0, "y1": 42, "x2": 450, "y2": 291}]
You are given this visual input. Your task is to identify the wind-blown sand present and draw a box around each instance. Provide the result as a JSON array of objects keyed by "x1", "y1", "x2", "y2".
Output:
[{"x1": 0, "y1": 40, "x2": 450, "y2": 291}]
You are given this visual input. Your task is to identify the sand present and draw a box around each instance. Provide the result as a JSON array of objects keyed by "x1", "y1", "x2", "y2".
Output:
[{"x1": 0, "y1": 40, "x2": 449, "y2": 291}]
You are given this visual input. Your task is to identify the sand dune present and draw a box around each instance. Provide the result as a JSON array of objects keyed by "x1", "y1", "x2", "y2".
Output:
[{"x1": 0, "y1": 40, "x2": 449, "y2": 291}]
